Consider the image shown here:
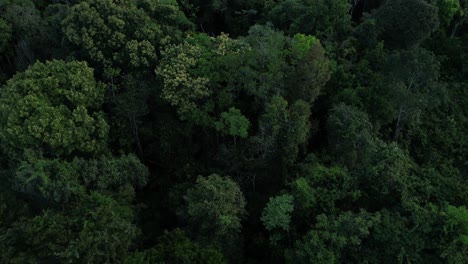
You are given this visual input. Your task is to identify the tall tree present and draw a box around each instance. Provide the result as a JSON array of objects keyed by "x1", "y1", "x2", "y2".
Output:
[
  {"x1": 264, "y1": 0, "x2": 351, "y2": 42},
  {"x1": 183, "y1": 174, "x2": 246, "y2": 254},
  {"x1": 373, "y1": 0, "x2": 439, "y2": 48},
  {"x1": 327, "y1": 103, "x2": 375, "y2": 168},
  {"x1": 0, "y1": 60, "x2": 108, "y2": 160}
]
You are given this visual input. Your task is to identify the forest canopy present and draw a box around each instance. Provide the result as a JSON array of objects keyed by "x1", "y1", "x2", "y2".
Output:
[{"x1": 0, "y1": 0, "x2": 466, "y2": 263}]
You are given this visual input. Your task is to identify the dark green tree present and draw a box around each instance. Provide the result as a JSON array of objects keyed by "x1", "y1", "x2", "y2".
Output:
[
  {"x1": 125, "y1": 229, "x2": 226, "y2": 264},
  {"x1": 327, "y1": 103, "x2": 375, "y2": 168},
  {"x1": 183, "y1": 174, "x2": 246, "y2": 252},
  {"x1": 374, "y1": 0, "x2": 439, "y2": 48},
  {"x1": 264, "y1": 0, "x2": 351, "y2": 41},
  {"x1": 1, "y1": 192, "x2": 140, "y2": 263},
  {"x1": 286, "y1": 211, "x2": 379, "y2": 263},
  {"x1": 287, "y1": 34, "x2": 331, "y2": 104}
]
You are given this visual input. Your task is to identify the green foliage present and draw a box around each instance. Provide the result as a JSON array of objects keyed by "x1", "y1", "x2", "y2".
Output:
[
  {"x1": 238, "y1": 25, "x2": 290, "y2": 100},
  {"x1": 125, "y1": 229, "x2": 225, "y2": 264},
  {"x1": 138, "y1": 0, "x2": 193, "y2": 37},
  {"x1": 282, "y1": 100, "x2": 311, "y2": 165},
  {"x1": 264, "y1": 0, "x2": 351, "y2": 41},
  {"x1": 286, "y1": 211, "x2": 379, "y2": 263},
  {"x1": 215, "y1": 107, "x2": 251, "y2": 139},
  {"x1": 361, "y1": 47, "x2": 441, "y2": 138},
  {"x1": 157, "y1": 33, "x2": 250, "y2": 124},
  {"x1": 0, "y1": 189, "x2": 30, "y2": 233},
  {"x1": 362, "y1": 208, "x2": 425, "y2": 263},
  {"x1": 0, "y1": 60, "x2": 108, "y2": 160},
  {"x1": 1, "y1": 152, "x2": 148, "y2": 263},
  {"x1": 1, "y1": 192, "x2": 139, "y2": 263},
  {"x1": 360, "y1": 142, "x2": 412, "y2": 209},
  {"x1": 0, "y1": 0, "x2": 466, "y2": 262},
  {"x1": 0, "y1": 18, "x2": 12, "y2": 53},
  {"x1": 291, "y1": 34, "x2": 318, "y2": 59},
  {"x1": 157, "y1": 41, "x2": 210, "y2": 118},
  {"x1": 57, "y1": 192, "x2": 138, "y2": 262},
  {"x1": 183, "y1": 174, "x2": 246, "y2": 246},
  {"x1": 374, "y1": 0, "x2": 440, "y2": 48},
  {"x1": 0, "y1": 1, "x2": 46, "y2": 70},
  {"x1": 440, "y1": 205, "x2": 468, "y2": 262},
  {"x1": 15, "y1": 158, "x2": 84, "y2": 205},
  {"x1": 327, "y1": 103, "x2": 375, "y2": 168},
  {"x1": 76, "y1": 154, "x2": 148, "y2": 191},
  {"x1": 436, "y1": 0, "x2": 461, "y2": 26},
  {"x1": 290, "y1": 164, "x2": 360, "y2": 216},
  {"x1": 14, "y1": 155, "x2": 148, "y2": 205},
  {"x1": 185, "y1": 0, "x2": 262, "y2": 35},
  {"x1": 233, "y1": 26, "x2": 331, "y2": 105},
  {"x1": 252, "y1": 96, "x2": 311, "y2": 167},
  {"x1": 288, "y1": 34, "x2": 331, "y2": 103},
  {"x1": 261, "y1": 194, "x2": 294, "y2": 231},
  {"x1": 63, "y1": 0, "x2": 161, "y2": 78},
  {"x1": 444, "y1": 205, "x2": 468, "y2": 243}
]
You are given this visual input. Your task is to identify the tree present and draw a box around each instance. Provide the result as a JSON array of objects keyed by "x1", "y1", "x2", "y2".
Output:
[
  {"x1": 439, "y1": 205, "x2": 468, "y2": 263},
  {"x1": 261, "y1": 194, "x2": 294, "y2": 232},
  {"x1": 62, "y1": 0, "x2": 161, "y2": 79},
  {"x1": 0, "y1": 60, "x2": 108, "y2": 160},
  {"x1": 225, "y1": 27, "x2": 330, "y2": 114},
  {"x1": 374, "y1": 0, "x2": 439, "y2": 48},
  {"x1": 383, "y1": 47, "x2": 441, "y2": 140},
  {"x1": 157, "y1": 41, "x2": 211, "y2": 119},
  {"x1": 125, "y1": 229, "x2": 226, "y2": 264},
  {"x1": 0, "y1": 18, "x2": 12, "y2": 54},
  {"x1": 290, "y1": 164, "x2": 360, "y2": 218},
  {"x1": 361, "y1": 204, "x2": 467, "y2": 263},
  {"x1": 185, "y1": 0, "x2": 262, "y2": 35},
  {"x1": 0, "y1": 0, "x2": 46, "y2": 71},
  {"x1": 138, "y1": 0, "x2": 193, "y2": 38},
  {"x1": 62, "y1": 0, "x2": 192, "y2": 79},
  {"x1": 252, "y1": 95, "x2": 288, "y2": 160},
  {"x1": 285, "y1": 211, "x2": 379, "y2": 263},
  {"x1": 0, "y1": 154, "x2": 149, "y2": 262},
  {"x1": 0, "y1": 17, "x2": 13, "y2": 83},
  {"x1": 406, "y1": 81, "x2": 467, "y2": 204},
  {"x1": 157, "y1": 33, "x2": 250, "y2": 124},
  {"x1": 246, "y1": 95, "x2": 312, "y2": 189},
  {"x1": 261, "y1": 193, "x2": 295, "y2": 257},
  {"x1": 358, "y1": 47, "x2": 442, "y2": 140},
  {"x1": 14, "y1": 154, "x2": 148, "y2": 206},
  {"x1": 361, "y1": 208, "x2": 427, "y2": 263},
  {"x1": 215, "y1": 107, "x2": 251, "y2": 144},
  {"x1": 264, "y1": 0, "x2": 352, "y2": 42},
  {"x1": 0, "y1": 192, "x2": 141, "y2": 263},
  {"x1": 236, "y1": 25, "x2": 290, "y2": 102},
  {"x1": 436, "y1": 0, "x2": 462, "y2": 28},
  {"x1": 62, "y1": 0, "x2": 192, "y2": 155},
  {"x1": 251, "y1": 96, "x2": 311, "y2": 166},
  {"x1": 282, "y1": 100, "x2": 311, "y2": 166},
  {"x1": 287, "y1": 34, "x2": 331, "y2": 104},
  {"x1": 359, "y1": 142, "x2": 412, "y2": 210},
  {"x1": 183, "y1": 174, "x2": 246, "y2": 250},
  {"x1": 327, "y1": 103, "x2": 375, "y2": 168},
  {"x1": 0, "y1": 0, "x2": 465, "y2": 262},
  {"x1": 447, "y1": 0, "x2": 467, "y2": 37}
]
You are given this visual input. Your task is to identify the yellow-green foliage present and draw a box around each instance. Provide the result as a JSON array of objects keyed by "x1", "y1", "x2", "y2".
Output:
[
  {"x1": 157, "y1": 41, "x2": 211, "y2": 117},
  {"x1": 292, "y1": 33, "x2": 318, "y2": 59},
  {"x1": 63, "y1": 0, "x2": 160, "y2": 78},
  {"x1": 0, "y1": 60, "x2": 108, "y2": 159}
]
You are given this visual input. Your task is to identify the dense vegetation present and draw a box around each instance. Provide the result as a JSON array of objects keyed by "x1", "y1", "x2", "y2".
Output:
[{"x1": 0, "y1": 0, "x2": 466, "y2": 263}]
